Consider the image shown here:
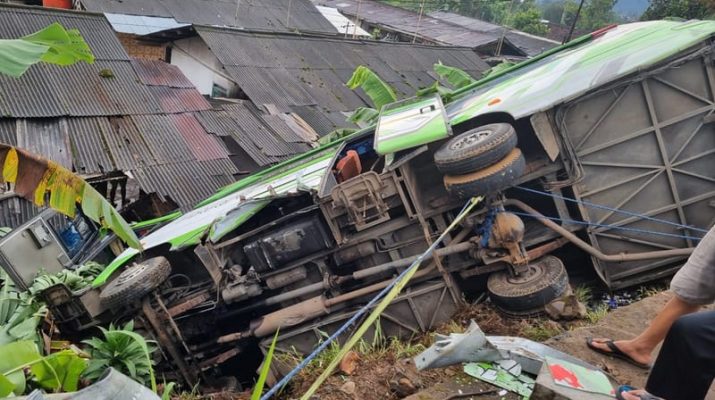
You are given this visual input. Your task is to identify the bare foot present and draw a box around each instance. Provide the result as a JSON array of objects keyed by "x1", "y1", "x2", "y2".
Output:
[{"x1": 589, "y1": 338, "x2": 653, "y2": 366}]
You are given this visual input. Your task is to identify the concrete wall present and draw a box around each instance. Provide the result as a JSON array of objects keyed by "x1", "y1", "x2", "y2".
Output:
[{"x1": 170, "y1": 36, "x2": 236, "y2": 96}]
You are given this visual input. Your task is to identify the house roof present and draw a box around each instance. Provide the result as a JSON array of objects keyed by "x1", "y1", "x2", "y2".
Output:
[
  {"x1": 0, "y1": 5, "x2": 314, "y2": 212},
  {"x1": 316, "y1": 0, "x2": 557, "y2": 57},
  {"x1": 315, "y1": 5, "x2": 371, "y2": 37},
  {"x1": 429, "y1": 11, "x2": 559, "y2": 57},
  {"x1": 105, "y1": 13, "x2": 189, "y2": 36},
  {"x1": 79, "y1": 0, "x2": 338, "y2": 34},
  {"x1": 192, "y1": 26, "x2": 489, "y2": 119}
]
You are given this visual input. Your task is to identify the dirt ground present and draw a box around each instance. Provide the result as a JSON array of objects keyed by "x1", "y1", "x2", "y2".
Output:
[{"x1": 185, "y1": 290, "x2": 713, "y2": 400}]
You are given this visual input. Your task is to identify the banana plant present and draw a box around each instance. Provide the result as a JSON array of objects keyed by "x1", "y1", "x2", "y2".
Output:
[
  {"x1": 82, "y1": 321, "x2": 156, "y2": 390},
  {"x1": 345, "y1": 66, "x2": 398, "y2": 126},
  {"x1": 0, "y1": 145, "x2": 141, "y2": 249},
  {"x1": 0, "y1": 340, "x2": 87, "y2": 397},
  {"x1": 0, "y1": 22, "x2": 94, "y2": 78}
]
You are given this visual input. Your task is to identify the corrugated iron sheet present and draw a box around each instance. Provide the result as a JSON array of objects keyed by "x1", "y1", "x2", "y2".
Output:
[
  {"x1": 81, "y1": 0, "x2": 336, "y2": 34},
  {"x1": 290, "y1": 105, "x2": 352, "y2": 137},
  {"x1": 170, "y1": 113, "x2": 230, "y2": 161},
  {"x1": 0, "y1": 5, "x2": 130, "y2": 61},
  {"x1": 150, "y1": 87, "x2": 212, "y2": 113},
  {"x1": 131, "y1": 59, "x2": 194, "y2": 88},
  {"x1": 80, "y1": 0, "x2": 173, "y2": 18},
  {"x1": 0, "y1": 197, "x2": 41, "y2": 230},
  {"x1": 0, "y1": 120, "x2": 17, "y2": 146},
  {"x1": 130, "y1": 114, "x2": 194, "y2": 164},
  {"x1": 131, "y1": 158, "x2": 237, "y2": 210},
  {"x1": 222, "y1": 103, "x2": 296, "y2": 157},
  {"x1": 197, "y1": 26, "x2": 488, "y2": 113},
  {"x1": 16, "y1": 119, "x2": 73, "y2": 169},
  {"x1": 66, "y1": 117, "x2": 115, "y2": 175},
  {"x1": 0, "y1": 65, "x2": 66, "y2": 118}
]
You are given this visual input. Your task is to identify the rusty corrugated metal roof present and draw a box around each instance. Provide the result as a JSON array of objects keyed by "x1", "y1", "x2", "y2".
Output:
[
  {"x1": 131, "y1": 58, "x2": 194, "y2": 88},
  {"x1": 150, "y1": 87, "x2": 212, "y2": 113},
  {"x1": 170, "y1": 113, "x2": 231, "y2": 162},
  {"x1": 0, "y1": 5, "x2": 315, "y2": 212}
]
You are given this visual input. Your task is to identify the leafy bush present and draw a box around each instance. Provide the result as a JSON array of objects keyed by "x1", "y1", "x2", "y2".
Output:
[
  {"x1": 82, "y1": 321, "x2": 156, "y2": 390},
  {"x1": 0, "y1": 340, "x2": 86, "y2": 397}
]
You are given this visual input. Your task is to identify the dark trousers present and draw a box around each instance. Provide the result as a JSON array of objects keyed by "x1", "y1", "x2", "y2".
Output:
[{"x1": 646, "y1": 310, "x2": 715, "y2": 400}]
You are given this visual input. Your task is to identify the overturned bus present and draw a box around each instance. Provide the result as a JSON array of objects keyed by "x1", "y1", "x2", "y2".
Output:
[{"x1": 39, "y1": 20, "x2": 715, "y2": 386}]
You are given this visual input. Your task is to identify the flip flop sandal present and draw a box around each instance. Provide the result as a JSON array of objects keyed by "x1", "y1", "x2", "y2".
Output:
[
  {"x1": 586, "y1": 337, "x2": 651, "y2": 369},
  {"x1": 616, "y1": 385, "x2": 664, "y2": 400}
]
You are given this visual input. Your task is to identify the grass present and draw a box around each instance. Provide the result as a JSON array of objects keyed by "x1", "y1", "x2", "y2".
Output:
[
  {"x1": 586, "y1": 304, "x2": 609, "y2": 324},
  {"x1": 276, "y1": 320, "x2": 426, "y2": 385},
  {"x1": 573, "y1": 285, "x2": 592, "y2": 305},
  {"x1": 521, "y1": 321, "x2": 563, "y2": 342}
]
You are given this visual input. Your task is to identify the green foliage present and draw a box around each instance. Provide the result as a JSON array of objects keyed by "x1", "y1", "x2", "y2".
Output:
[
  {"x1": 586, "y1": 304, "x2": 609, "y2": 324},
  {"x1": 251, "y1": 329, "x2": 279, "y2": 400},
  {"x1": 482, "y1": 61, "x2": 517, "y2": 78},
  {"x1": 319, "y1": 128, "x2": 358, "y2": 145},
  {"x1": 511, "y1": 6, "x2": 549, "y2": 35},
  {"x1": 641, "y1": 0, "x2": 713, "y2": 20},
  {"x1": 345, "y1": 65, "x2": 397, "y2": 110},
  {"x1": 161, "y1": 381, "x2": 176, "y2": 400},
  {"x1": 0, "y1": 23, "x2": 94, "y2": 78},
  {"x1": 0, "y1": 340, "x2": 86, "y2": 397},
  {"x1": 82, "y1": 321, "x2": 157, "y2": 391},
  {"x1": 0, "y1": 273, "x2": 46, "y2": 347},
  {"x1": 347, "y1": 106, "x2": 380, "y2": 126},
  {"x1": 433, "y1": 61, "x2": 475, "y2": 89},
  {"x1": 521, "y1": 321, "x2": 563, "y2": 342},
  {"x1": 29, "y1": 262, "x2": 105, "y2": 295},
  {"x1": 572, "y1": 285, "x2": 592, "y2": 305}
]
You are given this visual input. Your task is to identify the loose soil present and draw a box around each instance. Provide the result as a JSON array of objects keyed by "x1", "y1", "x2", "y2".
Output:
[{"x1": 180, "y1": 290, "x2": 707, "y2": 400}]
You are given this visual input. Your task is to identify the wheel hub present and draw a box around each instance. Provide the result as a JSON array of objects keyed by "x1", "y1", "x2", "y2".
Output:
[
  {"x1": 507, "y1": 262, "x2": 546, "y2": 285},
  {"x1": 450, "y1": 129, "x2": 492, "y2": 150},
  {"x1": 116, "y1": 263, "x2": 148, "y2": 285}
]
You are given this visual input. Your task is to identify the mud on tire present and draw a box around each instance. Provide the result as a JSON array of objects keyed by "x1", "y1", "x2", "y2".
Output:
[
  {"x1": 487, "y1": 255, "x2": 569, "y2": 313},
  {"x1": 443, "y1": 148, "x2": 525, "y2": 198},
  {"x1": 434, "y1": 123, "x2": 517, "y2": 175},
  {"x1": 99, "y1": 256, "x2": 171, "y2": 309}
]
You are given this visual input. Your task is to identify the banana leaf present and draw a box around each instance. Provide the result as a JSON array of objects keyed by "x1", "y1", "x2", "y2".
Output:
[
  {"x1": 0, "y1": 144, "x2": 141, "y2": 250},
  {"x1": 434, "y1": 62, "x2": 476, "y2": 89},
  {"x1": 347, "y1": 106, "x2": 379, "y2": 126},
  {"x1": 346, "y1": 65, "x2": 397, "y2": 109},
  {"x1": 0, "y1": 22, "x2": 94, "y2": 78}
]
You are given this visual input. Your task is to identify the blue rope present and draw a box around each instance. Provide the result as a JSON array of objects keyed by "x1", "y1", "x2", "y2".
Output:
[
  {"x1": 510, "y1": 211, "x2": 703, "y2": 242},
  {"x1": 515, "y1": 186, "x2": 709, "y2": 234},
  {"x1": 259, "y1": 200, "x2": 474, "y2": 400},
  {"x1": 476, "y1": 207, "x2": 497, "y2": 248}
]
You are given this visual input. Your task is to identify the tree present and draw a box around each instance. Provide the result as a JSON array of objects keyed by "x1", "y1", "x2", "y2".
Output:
[
  {"x1": 641, "y1": 0, "x2": 714, "y2": 20},
  {"x1": 579, "y1": 0, "x2": 618, "y2": 30},
  {"x1": 511, "y1": 6, "x2": 549, "y2": 35}
]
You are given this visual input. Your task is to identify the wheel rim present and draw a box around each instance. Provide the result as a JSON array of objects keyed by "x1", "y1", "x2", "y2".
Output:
[
  {"x1": 115, "y1": 263, "x2": 148, "y2": 286},
  {"x1": 506, "y1": 260, "x2": 547, "y2": 285},
  {"x1": 449, "y1": 129, "x2": 492, "y2": 150}
]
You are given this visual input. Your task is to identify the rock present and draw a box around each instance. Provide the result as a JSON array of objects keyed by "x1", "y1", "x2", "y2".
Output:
[
  {"x1": 339, "y1": 351, "x2": 360, "y2": 375},
  {"x1": 545, "y1": 294, "x2": 587, "y2": 320},
  {"x1": 340, "y1": 380, "x2": 356, "y2": 396},
  {"x1": 390, "y1": 359, "x2": 422, "y2": 397}
]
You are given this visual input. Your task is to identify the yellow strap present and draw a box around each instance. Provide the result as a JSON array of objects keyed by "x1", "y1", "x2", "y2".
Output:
[{"x1": 300, "y1": 196, "x2": 483, "y2": 399}]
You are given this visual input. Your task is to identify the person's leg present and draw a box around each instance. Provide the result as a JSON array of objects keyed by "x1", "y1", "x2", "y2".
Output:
[
  {"x1": 642, "y1": 310, "x2": 715, "y2": 400},
  {"x1": 589, "y1": 295, "x2": 700, "y2": 365}
]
